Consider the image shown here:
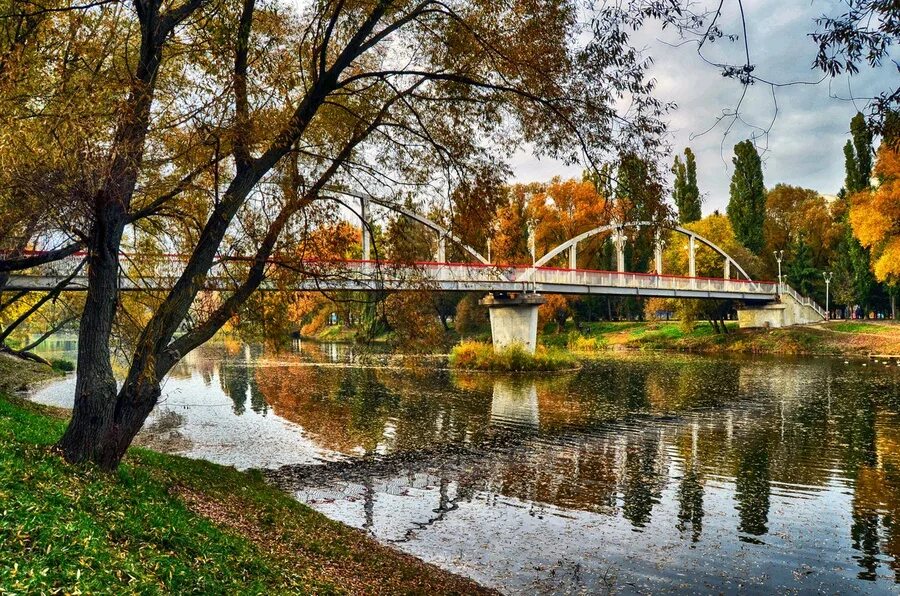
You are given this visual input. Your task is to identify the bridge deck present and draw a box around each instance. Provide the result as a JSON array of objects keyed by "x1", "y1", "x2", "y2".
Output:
[{"x1": 3, "y1": 258, "x2": 781, "y2": 302}]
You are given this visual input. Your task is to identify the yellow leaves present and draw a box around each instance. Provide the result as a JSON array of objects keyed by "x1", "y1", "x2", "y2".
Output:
[
  {"x1": 849, "y1": 189, "x2": 893, "y2": 247},
  {"x1": 873, "y1": 237, "x2": 900, "y2": 281},
  {"x1": 849, "y1": 143, "x2": 900, "y2": 283}
]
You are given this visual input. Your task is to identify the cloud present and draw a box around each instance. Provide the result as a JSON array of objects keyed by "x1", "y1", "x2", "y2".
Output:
[{"x1": 511, "y1": 1, "x2": 895, "y2": 214}]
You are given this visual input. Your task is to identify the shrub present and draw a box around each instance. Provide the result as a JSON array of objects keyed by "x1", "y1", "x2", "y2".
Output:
[
  {"x1": 570, "y1": 335, "x2": 603, "y2": 352},
  {"x1": 49, "y1": 359, "x2": 74, "y2": 372},
  {"x1": 449, "y1": 341, "x2": 577, "y2": 371}
]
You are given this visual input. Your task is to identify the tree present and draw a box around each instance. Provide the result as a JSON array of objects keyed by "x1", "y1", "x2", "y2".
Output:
[
  {"x1": 448, "y1": 169, "x2": 507, "y2": 261},
  {"x1": 850, "y1": 130, "x2": 900, "y2": 285},
  {"x1": 453, "y1": 293, "x2": 487, "y2": 334},
  {"x1": 785, "y1": 236, "x2": 818, "y2": 297},
  {"x1": 727, "y1": 140, "x2": 766, "y2": 253},
  {"x1": 835, "y1": 114, "x2": 880, "y2": 311},
  {"x1": 539, "y1": 294, "x2": 571, "y2": 333},
  {"x1": 851, "y1": 112, "x2": 875, "y2": 188},
  {"x1": 492, "y1": 185, "x2": 533, "y2": 265},
  {"x1": 843, "y1": 113, "x2": 874, "y2": 194},
  {"x1": 661, "y1": 213, "x2": 765, "y2": 333},
  {"x1": 14, "y1": 1, "x2": 677, "y2": 470},
  {"x1": 615, "y1": 152, "x2": 669, "y2": 270},
  {"x1": 528, "y1": 177, "x2": 610, "y2": 266},
  {"x1": 764, "y1": 184, "x2": 840, "y2": 271},
  {"x1": 844, "y1": 141, "x2": 863, "y2": 196},
  {"x1": 672, "y1": 147, "x2": 701, "y2": 223}
]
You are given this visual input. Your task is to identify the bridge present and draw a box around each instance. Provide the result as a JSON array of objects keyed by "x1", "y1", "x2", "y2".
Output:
[{"x1": 1, "y1": 190, "x2": 825, "y2": 352}]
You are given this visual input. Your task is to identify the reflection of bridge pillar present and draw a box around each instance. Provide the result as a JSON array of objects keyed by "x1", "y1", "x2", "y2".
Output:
[
  {"x1": 360, "y1": 197, "x2": 371, "y2": 261},
  {"x1": 490, "y1": 379, "x2": 539, "y2": 428},
  {"x1": 479, "y1": 293, "x2": 546, "y2": 354}
]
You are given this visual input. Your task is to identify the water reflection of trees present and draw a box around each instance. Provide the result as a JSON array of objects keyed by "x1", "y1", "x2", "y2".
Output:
[
  {"x1": 218, "y1": 345, "x2": 266, "y2": 415},
  {"x1": 248, "y1": 350, "x2": 900, "y2": 581}
]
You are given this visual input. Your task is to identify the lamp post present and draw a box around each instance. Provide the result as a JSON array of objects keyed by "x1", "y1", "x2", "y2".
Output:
[
  {"x1": 823, "y1": 271, "x2": 833, "y2": 320},
  {"x1": 774, "y1": 249, "x2": 784, "y2": 295}
]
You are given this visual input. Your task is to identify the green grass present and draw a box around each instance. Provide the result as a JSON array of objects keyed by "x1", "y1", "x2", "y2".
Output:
[
  {"x1": 0, "y1": 381, "x2": 489, "y2": 594},
  {"x1": 826, "y1": 321, "x2": 895, "y2": 334},
  {"x1": 532, "y1": 318, "x2": 896, "y2": 357},
  {"x1": 449, "y1": 341, "x2": 578, "y2": 371}
]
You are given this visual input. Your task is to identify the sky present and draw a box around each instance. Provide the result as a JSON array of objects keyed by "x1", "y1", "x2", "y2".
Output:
[{"x1": 509, "y1": 0, "x2": 894, "y2": 214}]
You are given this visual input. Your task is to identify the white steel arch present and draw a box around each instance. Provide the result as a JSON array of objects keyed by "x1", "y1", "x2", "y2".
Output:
[
  {"x1": 324, "y1": 188, "x2": 494, "y2": 268},
  {"x1": 518, "y1": 221, "x2": 752, "y2": 282}
]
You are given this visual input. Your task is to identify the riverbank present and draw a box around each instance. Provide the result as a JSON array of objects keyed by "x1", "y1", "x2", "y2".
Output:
[
  {"x1": 0, "y1": 363, "x2": 491, "y2": 594},
  {"x1": 541, "y1": 320, "x2": 900, "y2": 357}
]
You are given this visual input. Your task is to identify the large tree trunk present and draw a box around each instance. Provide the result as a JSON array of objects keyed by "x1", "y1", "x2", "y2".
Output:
[
  {"x1": 93, "y1": 379, "x2": 162, "y2": 471},
  {"x1": 57, "y1": 204, "x2": 127, "y2": 465}
]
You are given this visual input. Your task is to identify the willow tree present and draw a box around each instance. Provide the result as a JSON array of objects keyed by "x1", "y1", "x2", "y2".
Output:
[{"x1": 1, "y1": 0, "x2": 689, "y2": 470}]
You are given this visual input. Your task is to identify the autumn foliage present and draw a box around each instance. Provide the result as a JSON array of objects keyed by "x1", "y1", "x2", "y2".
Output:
[{"x1": 850, "y1": 143, "x2": 900, "y2": 283}]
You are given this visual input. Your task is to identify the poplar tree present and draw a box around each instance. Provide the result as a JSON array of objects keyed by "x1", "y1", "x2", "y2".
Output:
[
  {"x1": 851, "y1": 112, "x2": 874, "y2": 187},
  {"x1": 835, "y1": 113, "x2": 878, "y2": 310},
  {"x1": 672, "y1": 147, "x2": 701, "y2": 223},
  {"x1": 727, "y1": 140, "x2": 766, "y2": 253}
]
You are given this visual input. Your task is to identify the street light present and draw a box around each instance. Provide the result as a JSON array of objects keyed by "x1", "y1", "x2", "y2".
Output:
[
  {"x1": 823, "y1": 271, "x2": 833, "y2": 320},
  {"x1": 774, "y1": 249, "x2": 784, "y2": 294}
]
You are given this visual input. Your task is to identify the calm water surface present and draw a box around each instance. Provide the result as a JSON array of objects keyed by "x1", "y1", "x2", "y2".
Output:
[{"x1": 30, "y1": 339, "x2": 900, "y2": 594}]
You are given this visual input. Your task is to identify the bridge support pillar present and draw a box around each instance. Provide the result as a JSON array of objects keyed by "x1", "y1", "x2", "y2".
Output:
[
  {"x1": 435, "y1": 236, "x2": 446, "y2": 263},
  {"x1": 688, "y1": 236, "x2": 696, "y2": 278},
  {"x1": 654, "y1": 238, "x2": 663, "y2": 275},
  {"x1": 612, "y1": 228, "x2": 627, "y2": 273},
  {"x1": 360, "y1": 197, "x2": 371, "y2": 261},
  {"x1": 480, "y1": 293, "x2": 546, "y2": 354},
  {"x1": 737, "y1": 291, "x2": 826, "y2": 328}
]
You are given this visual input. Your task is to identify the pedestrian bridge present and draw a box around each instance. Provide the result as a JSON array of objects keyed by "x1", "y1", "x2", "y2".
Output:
[
  {"x1": 4, "y1": 254, "x2": 782, "y2": 302},
  {"x1": 2, "y1": 190, "x2": 826, "y2": 349}
]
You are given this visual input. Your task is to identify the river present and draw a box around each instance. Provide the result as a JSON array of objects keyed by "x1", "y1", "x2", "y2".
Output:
[{"x1": 29, "y1": 338, "x2": 900, "y2": 594}]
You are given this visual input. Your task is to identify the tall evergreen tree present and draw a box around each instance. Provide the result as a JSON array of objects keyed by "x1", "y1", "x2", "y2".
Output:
[
  {"x1": 850, "y1": 111, "x2": 873, "y2": 186},
  {"x1": 672, "y1": 148, "x2": 701, "y2": 223},
  {"x1": 727, "y1": 140, "x2": 766, "y2": 253},
  {"x1": 844, "y1": 140, "x2": 863, "y2": 194}
]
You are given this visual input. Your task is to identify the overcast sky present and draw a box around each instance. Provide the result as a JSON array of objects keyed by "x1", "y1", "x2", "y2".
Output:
[{"x1": 509, "y1": 0, "x2": 894, "y2": 214}]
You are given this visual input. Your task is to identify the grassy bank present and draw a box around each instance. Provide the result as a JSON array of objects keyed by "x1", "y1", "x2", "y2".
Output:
[
  {"x1": 449, "y1": 341, "x2": 577, "y2": 371},
  {"x1": 542, "y1": 320, "x2": 900, "y2": 357},
  {"x1": 0, "y1": 353, "x2": 65, "y2": 394},
  {"x1": 0, "y1": 364, "x2": 491, "y2": 594}
]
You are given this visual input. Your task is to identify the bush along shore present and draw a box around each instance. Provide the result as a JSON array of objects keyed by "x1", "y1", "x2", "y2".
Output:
[
  {"x1": 538, "y1": 320, "x2": 900, "y2": 358},
  {"x1": 0, "y1": 356, "x2": 492, "y2": 595},
  {"x1": 449, "y1": 341, "x2": 578, "y2": 371}
]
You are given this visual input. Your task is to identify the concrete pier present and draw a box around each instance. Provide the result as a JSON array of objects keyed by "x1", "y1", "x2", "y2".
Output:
[
  {"x1": 737, "y1": 290, "x2": 825, "y2": 328},
  {"x1": 480, "y1": 293, "x2": 546, "y2": 354}
]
